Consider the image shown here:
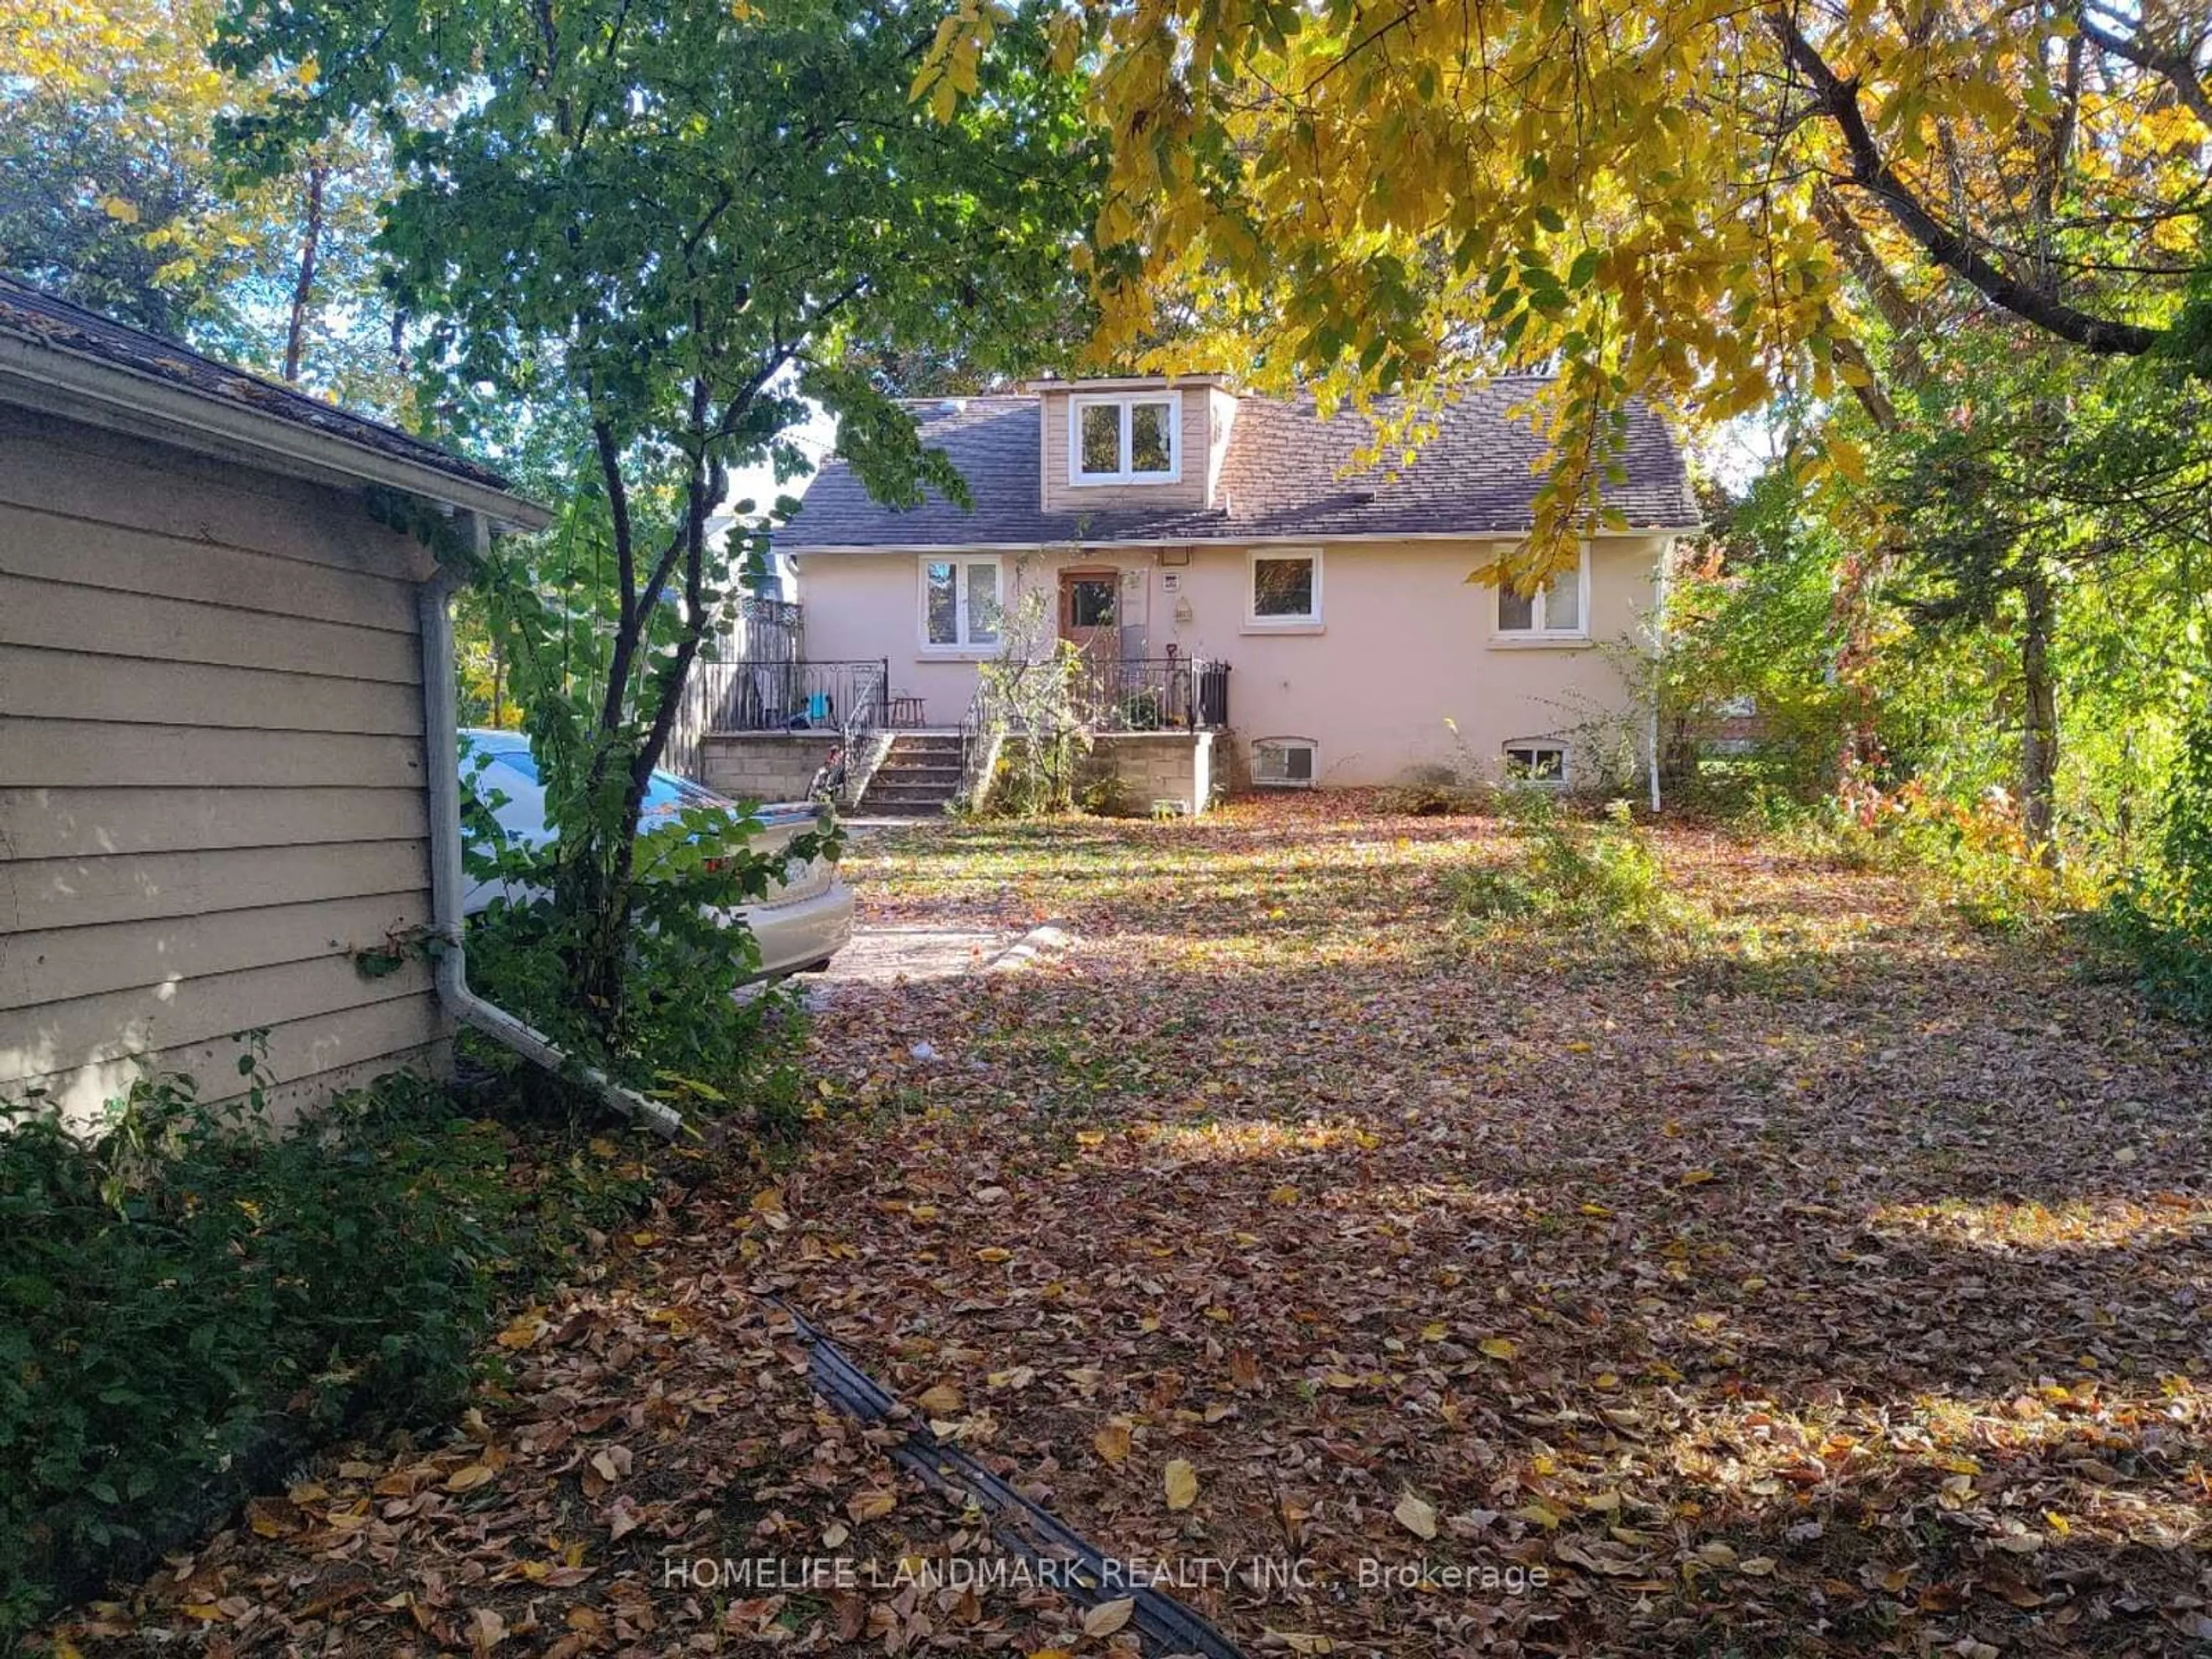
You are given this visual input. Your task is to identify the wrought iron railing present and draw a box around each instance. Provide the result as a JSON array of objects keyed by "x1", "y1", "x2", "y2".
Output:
[
  {"x1": 1073, "y1": 657, "x2": 1230, "y2": 732},
  {"x1": 957, "y1": 673, "x2": 1007, "y2": 810}
]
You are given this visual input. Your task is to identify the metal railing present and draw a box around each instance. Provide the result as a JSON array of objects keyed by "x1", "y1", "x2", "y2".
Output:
[
  {"x1": 1073, "y1": 657, "x2": 1230, "y2": 732},
  {"x1": 957, "y1": 673, "x2": 1007, "y2": 809}
]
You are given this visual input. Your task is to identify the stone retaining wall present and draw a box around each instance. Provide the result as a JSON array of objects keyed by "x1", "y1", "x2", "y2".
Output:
[
  {"x1": 698, "y1": 732, "x2": 838, "y2": 804},
  {"x1": 1086, "y1": 732, "x2": 1219, "y2": 816}
]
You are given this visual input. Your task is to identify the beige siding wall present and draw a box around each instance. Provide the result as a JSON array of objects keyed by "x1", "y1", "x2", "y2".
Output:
[
  {"x1": 794, "y1": 537, "x2": 1667, "y2": 784},
  {"x1": 1037, "y1": 385, "x2": 1217, "y2": 514},
  {"x1": 0, "y1": 407, "x2": 448, "y2": 1127}
]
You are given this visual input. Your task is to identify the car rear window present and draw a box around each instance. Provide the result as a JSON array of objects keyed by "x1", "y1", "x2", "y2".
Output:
[{"x1": 474, "y1": 744, "x2": 723, "y2": 813}]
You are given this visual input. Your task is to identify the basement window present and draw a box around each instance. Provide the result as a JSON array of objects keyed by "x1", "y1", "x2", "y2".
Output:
[
  {"x1": 1253, "y1": 736, "x2": 1317, "y2": 788},
  {"x1": 1503, "y1": 743, "x2": 1568, "y2": 784}
]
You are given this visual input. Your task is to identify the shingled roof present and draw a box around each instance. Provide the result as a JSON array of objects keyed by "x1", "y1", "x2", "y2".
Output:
[
  {"x1": 0, "y1": 275, "x2": 517, "y2": 497},
  {"x1": 778, "y1": 379, "x2": 1697, "y2": 551}
]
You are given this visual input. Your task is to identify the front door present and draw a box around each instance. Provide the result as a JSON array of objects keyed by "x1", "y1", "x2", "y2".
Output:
[{"x1": 1059, "y1": 569, "x2": 1119, "y2": 666}]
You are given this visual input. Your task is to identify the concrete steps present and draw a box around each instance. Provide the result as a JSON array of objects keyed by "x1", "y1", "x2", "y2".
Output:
[{"x1": 858, "y1": 734, "x2": 965, "y2": 817}]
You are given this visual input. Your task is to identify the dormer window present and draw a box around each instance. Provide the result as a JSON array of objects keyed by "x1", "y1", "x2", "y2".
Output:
[{"x1": 1069, "y1": 393, "x2": 1180, "y2": 485}]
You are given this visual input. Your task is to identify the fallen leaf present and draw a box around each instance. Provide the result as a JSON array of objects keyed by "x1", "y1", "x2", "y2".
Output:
[
  {"x1": 1393, "y1": 1493, "x2": 1438, "y2": 1540},
  {"x1": 1082, "y1": 1598, "x2": 1134, "y2": 1637},
  {"x1": 1164, "y1": 1459, "x2": 1199, "y2": 1510},
  {"x1": 1094, "y1": 1418, "x2": 1132, "y2": 1463},
  {"x1": 846, "y1": 1489, "x2": 897, "y2": 1523}
]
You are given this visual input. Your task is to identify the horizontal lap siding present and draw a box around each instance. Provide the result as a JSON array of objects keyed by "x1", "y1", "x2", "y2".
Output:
[
  {"x1": 0, "y1": 577, "x2": 423, "y2": 683},
  {"x1": 1038, "y1": 386, "x2": 1211, "y2": 514},
  {"x1": 1, "y1": 890, "x2": 435, "y2": 1010},
  {"x1": 5, "y1": 993, "x2": 445, "y2": 1126},
  {"x1": 0, "y1": 408, "x2": 448, "y2": 1124},
  {"x1": 3, "y1": 841, "x2": 429, "y2": 932},
  {"x1": 0, "y1": 787, "x2": 426, "y2": 859}
]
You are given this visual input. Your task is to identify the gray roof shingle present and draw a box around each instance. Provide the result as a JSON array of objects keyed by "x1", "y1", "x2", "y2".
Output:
[
  {"x1": 0, "y1": 275, "x2": 516, "y2": 493},
  {"x1": 778, "y1": 380, "x2": 1696, "y2": 551}
]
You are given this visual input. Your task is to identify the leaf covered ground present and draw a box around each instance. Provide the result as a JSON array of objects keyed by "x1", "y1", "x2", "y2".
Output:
[{"x1": 54, "y1": 797, "x2": 2212, "y2": 1657}]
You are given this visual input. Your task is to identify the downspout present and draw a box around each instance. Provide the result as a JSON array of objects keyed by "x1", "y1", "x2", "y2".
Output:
[{"x1": 417, "y1": 514, "x2": 687, "y2": 1139}]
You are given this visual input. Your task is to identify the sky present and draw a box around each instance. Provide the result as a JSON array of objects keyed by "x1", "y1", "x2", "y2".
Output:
[{"x1": 727, "y1": 402, "x2": 839, "y2": 522}]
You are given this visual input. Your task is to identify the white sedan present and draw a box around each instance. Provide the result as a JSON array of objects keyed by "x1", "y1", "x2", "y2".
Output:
[{"x1": 459, "y1": 729, "x2": 853, "y2": 980}]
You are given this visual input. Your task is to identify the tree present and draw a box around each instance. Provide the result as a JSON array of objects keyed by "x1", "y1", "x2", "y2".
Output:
[
  {"x1": 0, "y1": 0, "x2": 404, "y2": 404},
  {"x1": 222, "y1": 0, "x2": 1093, "y2": 1054},
  {"x1": 920, "y1": 0, "x2": 2211, "y2": 578},
  {"x1": 1881, "y1": 344, "x2": 2212, "y2": 850}
]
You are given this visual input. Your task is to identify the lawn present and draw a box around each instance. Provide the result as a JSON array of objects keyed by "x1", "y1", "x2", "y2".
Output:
[{"x1": 57, "y1": 797, "x2": 2212, "y2": 1657}]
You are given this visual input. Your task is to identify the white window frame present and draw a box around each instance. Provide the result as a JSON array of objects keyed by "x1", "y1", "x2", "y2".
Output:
[
  {"x1": 1493, "y1": 547, "x2": 1591, "y2": 642},
  {"x1": 1252, "y1": 736, "x2": 1318, "y2": 788},
  {"x1": 916, "y1": 555, "x2": 1005, "y2": 655},
  {"x1": 1068, "y1": 393, "x2": 1181, "y2": 486},
  {"x1": 1245, "y1": 546, "x2": 1324, "y2": 631},
  {"x1": 1502, "y1": 743, "x2": 1570, "y2": 786}
]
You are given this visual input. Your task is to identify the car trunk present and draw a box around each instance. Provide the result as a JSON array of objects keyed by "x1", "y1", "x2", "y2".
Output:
[{"x1": 748, "y1": 803, "x2": 836, "y2": 907}]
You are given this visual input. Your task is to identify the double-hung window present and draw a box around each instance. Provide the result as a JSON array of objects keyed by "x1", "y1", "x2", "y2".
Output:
[
  {"x1": 921, "y1": 557, "x2": 1002, "y2": 651},
  {"x1": 1070, "y1": 395, "x2": 1179, "y2": 485},
  {"x1": 1495, "y1": 549, "x2": 1588, "y2": 639}
]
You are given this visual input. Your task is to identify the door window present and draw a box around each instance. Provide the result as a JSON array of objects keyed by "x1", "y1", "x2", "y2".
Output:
[{"x1": 1066, "y1": 577, "x2": 1117, "y2": 628}]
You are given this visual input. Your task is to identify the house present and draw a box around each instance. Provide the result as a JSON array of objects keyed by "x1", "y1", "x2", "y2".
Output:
[
  {"x1": 766, "y1": 376, "x2": 1696, "y2": 812},
  {"x1": 0, "y1": 279, "x2": 549, "y2": 1127}
]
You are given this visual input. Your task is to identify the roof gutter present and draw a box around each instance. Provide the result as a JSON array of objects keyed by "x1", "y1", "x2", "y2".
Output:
[
  {"x1": 0, "y1": 332, "x2": 551, "y2": 532},
  {"x1": 781, "y1": 526, "x2": 1705, "y2": 557},
  {"x1": 419, "y1": 519, "x2": 684, "y2": 1139}
]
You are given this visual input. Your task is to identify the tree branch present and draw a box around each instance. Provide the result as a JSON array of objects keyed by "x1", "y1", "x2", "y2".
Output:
[
  {"x1": 593, "y1": 416, "x2": 641, "y2": 736},
  {"x1": 1810, "y1": 183, "x2": 1930, "y2": 388},
  {"x1": 2078, "y1": 3, "x2": 2212, "y2": 134},
  {"x1": 1772, "y1": 10, "x2": 2160, "y2": 356}
]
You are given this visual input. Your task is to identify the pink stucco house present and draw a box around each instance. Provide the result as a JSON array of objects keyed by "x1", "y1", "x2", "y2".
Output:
[{"x1": 706, "y1": 376, "x2": 1695, "y2": 813}]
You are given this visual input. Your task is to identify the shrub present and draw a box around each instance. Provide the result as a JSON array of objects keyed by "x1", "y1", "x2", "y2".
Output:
[
  {"x1": 1453, "y1": 795, "x2": 1688, "y2": 936},
  {"x1": 459, "y1": 741, "x2": 824, "y2": 1119},
  {"x1": 0, "y1": 1059, "x2": 641, "y2": 1635},
  {"x1": 1078, "y1": 763, "x2": 1132, "y2": 818},
  {"x1": 1116, "y1": 687, "x2": 1164, "y2": 731},
  {"x1": 1774, "y1": 783, "x2": 2092, "y2": 930},
  {"x1": 2101, "y1": 696, "x2": 2212, "y2": 1023}
]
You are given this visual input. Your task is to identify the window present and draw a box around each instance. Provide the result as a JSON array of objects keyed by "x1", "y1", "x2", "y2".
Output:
[
  {"x1": 1503, "y1": 743, "x2": 1568, "y2": 784},
  {"x1": 1069, "y1": 395, "x2": 1180, "y2": 484},
  {"x1": 1253, "y1": 736, "x2": 1317, "y2": 787},
  {"x1": 1065, "y1": 575, "x2": 1117, "y2": 627},
  {"x1": 1495, "y1": 551, "x2": 1588, "y2": 638},
  {"x1": 921, "y1": 557, "x2": 1002, "y2": 650},
  {"x1": 1247, "y1": 548, "x2": 1323, "y2": 627}
]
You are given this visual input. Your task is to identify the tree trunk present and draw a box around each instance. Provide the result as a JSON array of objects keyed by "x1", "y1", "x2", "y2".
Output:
[
  {"x1": 563, "y1": 394, "x2": 724, "y2": 1054},
  {"x1": 2020, "y1": 558, "x2": 2059, "y2": 854},
  {"x1": 282, "y1": 164, "x2": 327, "y2": 383}
]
